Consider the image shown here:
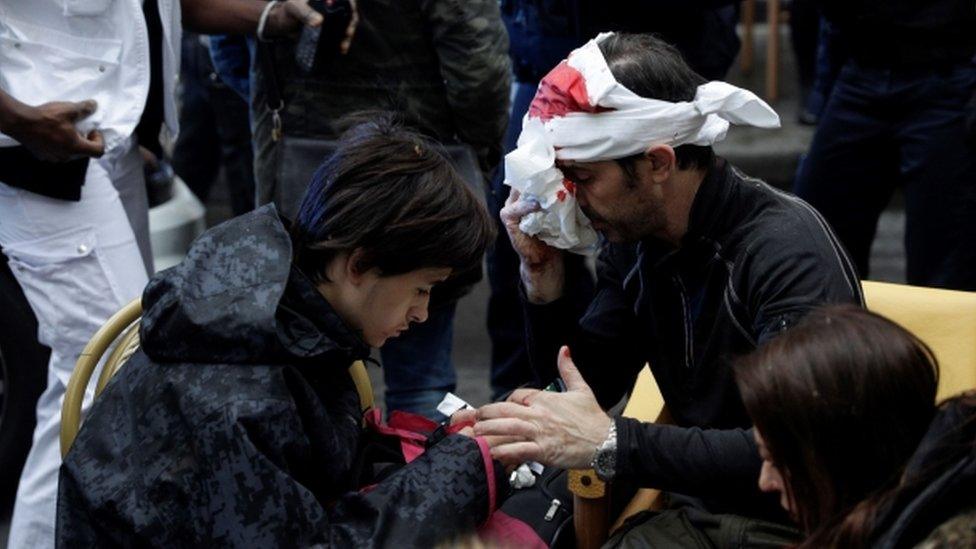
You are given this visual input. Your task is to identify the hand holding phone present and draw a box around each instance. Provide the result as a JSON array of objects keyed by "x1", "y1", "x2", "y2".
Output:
[{"x1": 294, "y1": 0, "x2": 354, "y2": 75}]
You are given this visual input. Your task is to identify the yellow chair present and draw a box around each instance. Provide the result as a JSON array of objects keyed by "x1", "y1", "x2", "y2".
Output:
[
  {"x1": 862, "y1": 281, "x2": 976, "y2": 400},
  {"x1": 570, "y1": 281, "x2": 976, "y2": 548},
  {"x1": 59, "y1": 299, "x2": 375, "y2": 458}
]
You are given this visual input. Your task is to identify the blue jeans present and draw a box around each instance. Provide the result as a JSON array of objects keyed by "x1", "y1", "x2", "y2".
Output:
[
  {"x1": 380, "y1": 302, "x2": 457, "y2": 420},
  {"x1": 794, "y1": 59, "x2": 976, "y2": 290}
]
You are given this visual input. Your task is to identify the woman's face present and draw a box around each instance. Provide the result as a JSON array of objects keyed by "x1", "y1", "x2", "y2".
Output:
[
  {"x1": 754, "y1": 430, "x2": 796, "y2": 516},
  {"x1": 346, "y1": 267, "x2": 451, "y2": 347}
]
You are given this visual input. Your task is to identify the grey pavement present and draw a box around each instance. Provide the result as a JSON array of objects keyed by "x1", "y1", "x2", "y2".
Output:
[{"x1": 0, "y1": 21, "x2": 911, "y2": 548}]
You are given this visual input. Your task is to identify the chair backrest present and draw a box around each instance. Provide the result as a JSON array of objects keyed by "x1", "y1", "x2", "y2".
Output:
[
  {"x1": 862, "y1": 281, "x2": 976, "y2": 400},
  {"x1": 60, "y1": 298, "x2": 376, "y2": 458},
  {"x1": 60, "y1": 298, "x2": 142, "y2": 458}
]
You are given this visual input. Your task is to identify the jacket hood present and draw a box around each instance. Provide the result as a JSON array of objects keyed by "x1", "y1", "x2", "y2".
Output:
[
  {"x1": 140, "y1": 204, "x2": 368, "y2": 364},
  {"x1": 872, "y1": 395, "x2": 976, "y2": 548}
]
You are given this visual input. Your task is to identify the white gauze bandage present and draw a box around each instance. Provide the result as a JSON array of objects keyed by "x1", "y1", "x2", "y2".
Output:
[{"x1": 504, "y1": 32, "x2": 781, "y2": 254}]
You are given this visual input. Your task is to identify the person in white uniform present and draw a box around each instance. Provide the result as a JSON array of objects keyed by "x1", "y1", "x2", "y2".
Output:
[{"x1": 0, "y1": 1, "x2": 356, "y2": 545}]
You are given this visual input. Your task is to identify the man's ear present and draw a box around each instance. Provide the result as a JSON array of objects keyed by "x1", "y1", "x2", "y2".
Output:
[{"x1": 643, "y1": 145, "x2": 677, "y2": 183}]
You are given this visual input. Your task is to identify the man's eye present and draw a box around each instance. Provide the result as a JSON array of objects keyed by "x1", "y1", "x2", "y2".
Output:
[
  {"x1": 416, "y1": 288, "x2": 431, "y2": 297},
  {"x1": 567, "y1": 170, "x2": 590, "y2": 183}
]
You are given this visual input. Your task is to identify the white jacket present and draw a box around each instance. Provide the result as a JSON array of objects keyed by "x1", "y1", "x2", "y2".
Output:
[{"x1": 0, "y1": 0, "x2": 181, "y2": 153}]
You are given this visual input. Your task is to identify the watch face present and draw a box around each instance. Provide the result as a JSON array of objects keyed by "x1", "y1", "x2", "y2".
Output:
[{"x1": 596, "y1": 449, "x2": 616, "y2": 479}]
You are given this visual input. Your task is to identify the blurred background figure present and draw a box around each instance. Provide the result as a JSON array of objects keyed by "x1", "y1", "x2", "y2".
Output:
[
  {"x1": 793, "y1": 0, "x2": 976, "y2": 291},
  {"x1": 173, "y1": 33, "x2": 256, "y2": 218}
]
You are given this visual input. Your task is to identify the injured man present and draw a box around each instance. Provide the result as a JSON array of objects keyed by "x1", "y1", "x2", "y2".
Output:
[{"x1": 469, "y1": 32, "x2": 865, "y2": 547}]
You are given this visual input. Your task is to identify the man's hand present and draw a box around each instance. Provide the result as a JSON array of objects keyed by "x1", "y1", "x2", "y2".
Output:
[
  {"x1": 474, "y1": 346, "x2": 612, "y2": 469},
  {"x1": 264, "y1": 0, "x2": 359, "y2": 53},
  {"x1": 1, "y1": 99, "x2": 104, "y2": 162},
  {"x1": 500, "y1": 189, "x2": 566, "y2": 304}
]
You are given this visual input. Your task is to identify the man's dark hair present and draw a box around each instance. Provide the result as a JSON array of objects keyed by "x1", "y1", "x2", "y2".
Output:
[
  {"x1": 598, "y1": 33, "x2": 715, "y2": 173},
  {"x1": 291, "y1": 115, "x2": 495, "y2": 283}
]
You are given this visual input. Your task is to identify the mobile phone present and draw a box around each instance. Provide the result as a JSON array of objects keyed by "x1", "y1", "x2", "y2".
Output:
[
  {"x1": 543, "y1": 379, "x2": 566, "y2": 393},
  {"x1": 294, "y1": 0, "x2": 353, "y2": 75}
]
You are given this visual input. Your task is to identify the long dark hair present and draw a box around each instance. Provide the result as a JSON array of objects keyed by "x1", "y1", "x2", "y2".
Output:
[{"x1": 735, "y1": 305, "x2": 939, "y2": 547}]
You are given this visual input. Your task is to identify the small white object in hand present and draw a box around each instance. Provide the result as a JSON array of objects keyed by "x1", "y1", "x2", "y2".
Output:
[
  {"x1": 509, "y1": 463, "x2": 537, "y2": 489},
  {"x1": 436, "y1": 392, "x2": 471, "y2": 418}
]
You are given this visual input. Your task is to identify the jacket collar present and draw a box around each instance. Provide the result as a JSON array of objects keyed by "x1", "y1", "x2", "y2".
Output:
[
  {"x1": 631, "y1": 158, "x2": 734, "y2": 270},
  {"x1": 682, "y1": 158, "x2": 735, "y2": 248},
  {"x1": 276, "y1": 265, "x2": 371, "y2": 361}
]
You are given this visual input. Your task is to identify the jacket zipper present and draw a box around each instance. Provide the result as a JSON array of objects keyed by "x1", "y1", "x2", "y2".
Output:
[{"x1": 672, "y1": 274, "x2": 694, "y2": 369}]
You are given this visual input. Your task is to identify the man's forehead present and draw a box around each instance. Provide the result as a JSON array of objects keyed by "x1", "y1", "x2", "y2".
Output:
[{"x1": 556, "y1": 159, "x2": 611, "y2": 170}]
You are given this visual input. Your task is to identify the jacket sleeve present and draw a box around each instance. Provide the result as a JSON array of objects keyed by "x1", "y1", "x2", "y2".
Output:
[
  {"x1": 737, "y1": 209, "x2": 864, "y2": 344},
  {"x1": 200, "y1": 405, "x2": 501, "y2": 548},
  {"x1": 524, "y1": 245, "x2": 646, "y2": 409},
  {"x1": 420, "y1": 0, "x2": 511, "y2": 173},
  {"x1": 615, "y1": 417, "x2": 761, "y2": 496},
  {"x1": 329, "y1": 435, "x2": 502, "y2": 547}
]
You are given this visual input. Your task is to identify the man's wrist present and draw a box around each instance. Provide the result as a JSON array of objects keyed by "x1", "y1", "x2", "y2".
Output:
[
  {"x1": 256, "y1": 1, "x2": 280, "y2": 41},
  {"x1": 520, "y1": 261, "x2": 565, "y2": 304},
  {"x1": 590, "y1": 417, "x2": 617, "y2": 481},
  {"x1": 0, "y1": 92, "x2": 27, "y2": 136}
]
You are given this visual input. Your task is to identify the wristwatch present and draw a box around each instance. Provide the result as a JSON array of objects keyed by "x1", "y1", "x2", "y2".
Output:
[{"x1": 590, "y1": 418, "x2": 617, "y2": 482}]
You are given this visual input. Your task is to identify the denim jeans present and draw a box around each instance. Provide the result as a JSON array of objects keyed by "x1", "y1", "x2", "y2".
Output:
[
  {"x1": 794, "y1": 59, "x2": 976, "y2": 290},
  {"x1": 173, "y1": 34, "x2": 256, "y2": 218}
]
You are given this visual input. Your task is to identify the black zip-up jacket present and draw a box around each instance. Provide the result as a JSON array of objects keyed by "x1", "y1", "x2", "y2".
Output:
[
  {"x1": 525, "y1": 159, "x2": 864, "y2": 518},
  {"x1": 57, "y1": 205, "x2": 501, "y2": 547}
]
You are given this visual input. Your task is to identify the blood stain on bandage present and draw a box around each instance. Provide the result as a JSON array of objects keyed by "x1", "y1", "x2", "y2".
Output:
[
  {"x1": 557, "y1": 190, "x2": 567, "y2": 202},
  {"x1": 563, "y1": 180, "x2": 576, "y2": 195},
  {"x1": 528, "y1": 61, "x2": 610, "y2": 122}
]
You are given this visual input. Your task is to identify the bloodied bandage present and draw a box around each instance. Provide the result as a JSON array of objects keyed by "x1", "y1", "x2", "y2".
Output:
[{"x1": 504, "y1": 32, "x2": 781, "y2": 254}]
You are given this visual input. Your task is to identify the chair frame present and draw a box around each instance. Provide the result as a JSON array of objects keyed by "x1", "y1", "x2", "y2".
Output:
[{"x1": 60, "y1": 298, "x2": 142, "y2": 458}]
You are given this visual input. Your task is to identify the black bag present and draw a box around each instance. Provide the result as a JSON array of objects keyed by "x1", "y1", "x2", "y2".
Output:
[
  {"x1": 0, "y1": 146, "x2": 89, "y2": 201},
  {"x1": 271, "y1": 135, "x2": 484, "y2": 220},
  {"x1": 256, "y1": 40, "x2": 484, "y2": 220},
  {"x1": 485, "y1": 465, "x2": 576, "y2": 548}
]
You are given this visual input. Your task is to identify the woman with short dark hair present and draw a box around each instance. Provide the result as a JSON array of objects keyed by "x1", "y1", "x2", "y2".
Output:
[
  {"x1": 56, "y1": 117, "x2": 501, "y2": 547},
  {"x1": 736, "y1": 305, "x2": 976, "y2": 548}
]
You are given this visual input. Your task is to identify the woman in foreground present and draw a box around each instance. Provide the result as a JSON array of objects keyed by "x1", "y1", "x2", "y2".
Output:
[{"x1": 736, "y1": 305, "x2": 975, "y2": 548}]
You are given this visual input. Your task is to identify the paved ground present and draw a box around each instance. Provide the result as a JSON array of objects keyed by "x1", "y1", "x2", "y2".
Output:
[{"x1": 0, "y1": 22, "x2": 911, "y2": 547}]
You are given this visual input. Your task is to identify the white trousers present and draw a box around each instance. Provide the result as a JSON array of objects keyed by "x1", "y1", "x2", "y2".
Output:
[{"x1": 0, "y1": 142, "x2": 150, "y2": 548}]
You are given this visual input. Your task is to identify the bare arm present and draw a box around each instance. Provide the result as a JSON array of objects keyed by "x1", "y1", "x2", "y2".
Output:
[
  {"x1": 0, "y1": 89, "x2": 104, "y2": 161},
  {"x1": 179, "y1": 0, "x2": 357, "y2": 52},
  {"x1": 180, "y1": 0, "x2": 267, "y2": 35}
]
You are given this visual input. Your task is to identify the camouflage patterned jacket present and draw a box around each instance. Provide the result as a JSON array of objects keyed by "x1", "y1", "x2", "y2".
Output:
[{"x1": 56, "y1": 205, "x2": 501, "y2": 548}]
